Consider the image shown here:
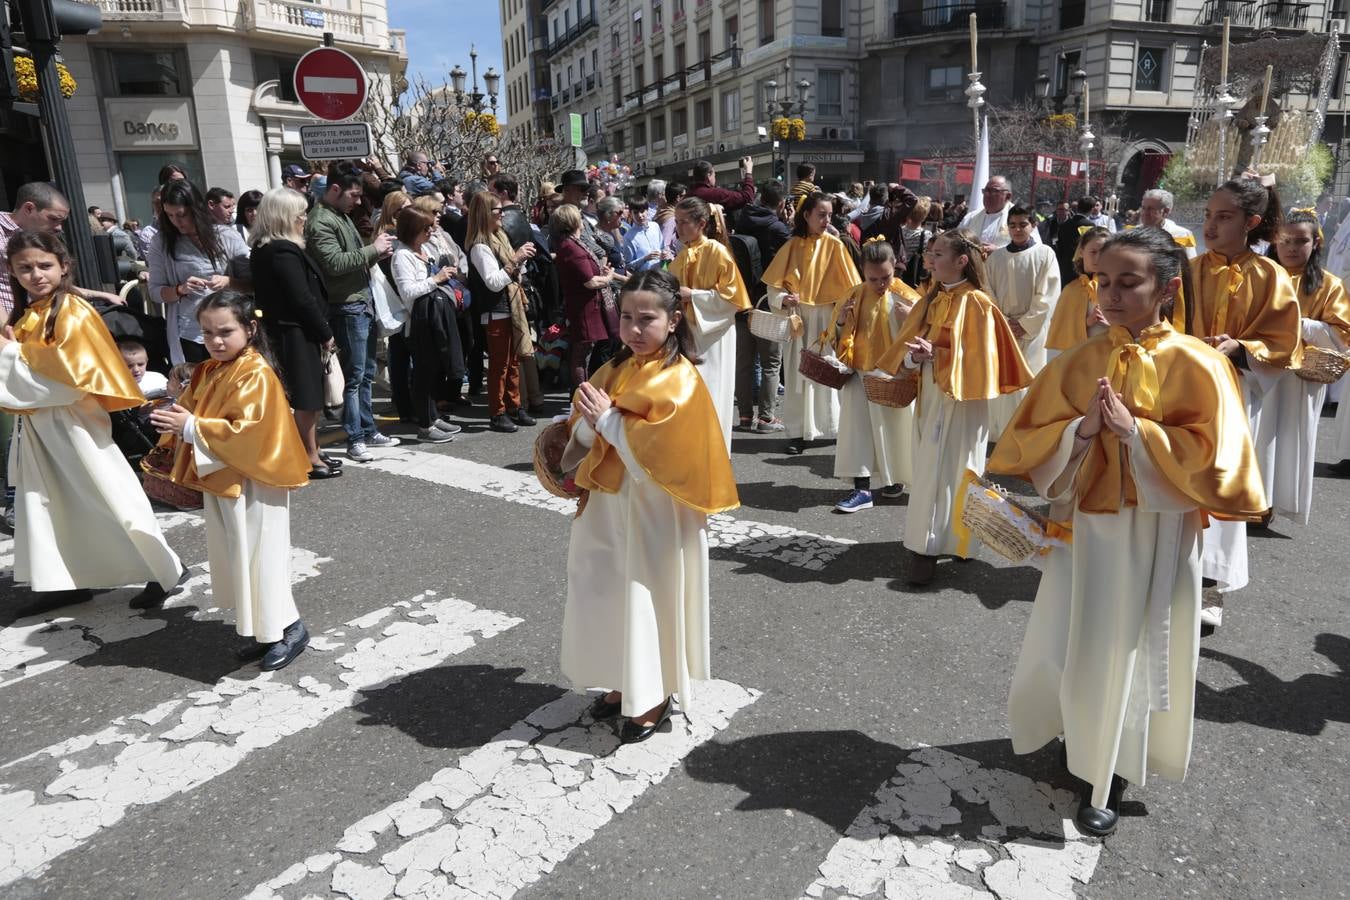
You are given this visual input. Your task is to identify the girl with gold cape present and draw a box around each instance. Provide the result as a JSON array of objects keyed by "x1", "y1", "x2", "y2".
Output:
[
  {"x1": 560, "y1": 270, "x2": 739, "y2": 745},
  {"x1": 1187, "y1": 179, "x2": 1302, "y2": 626},
  {"x1": 762, "y1": 192, "x2": 861, "y2": 454},
  {"x1": 1263, "y1": 211, "x2": 1350, "y2": 524},
  {"x1": 668, "y1": 197, "x2": 752, "y2": 450},
  {"x1": 987, "y1": 227, "x2": 1266, "y2": 838},
  {"x1": 1044, "y1": 226, "x2": 1111, "y2": 360},
  {"x1": 828, "y1": 239, "x2": 919, "y2": 512},
  {"x1": 875, "y1": 229, "x2": 1031, "y2": 584},
  {"x1": 0, "y1": 231, "x2": 184, "y2": 613},
  {"x1": 151, "y1": 293, "x2": 312, "y2": 670}
]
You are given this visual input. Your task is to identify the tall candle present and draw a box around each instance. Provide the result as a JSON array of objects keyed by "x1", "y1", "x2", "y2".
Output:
[
  {"x1": 1082, "y1": 79, "x2": 1090, "y2": 124},
  {"x1": 1259, "y1": 64, "x2": 1273, "y2": 116},
  {"x1": 969, "y1": 13, "x2": 978, "y2": 73},
  {"x1": 1219, "y1": 17, "x2": 1230, "y2": 85}
]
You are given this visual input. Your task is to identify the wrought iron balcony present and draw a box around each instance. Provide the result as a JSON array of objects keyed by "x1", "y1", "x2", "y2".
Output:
[
  {"x1": 892, "y1": 1, "x2": 1006, "y2": 37},
  {"x1": 1260, "y1": 0, "x2": 1309, "y2": 27},
  {"x1": 1198, "y1": 0, "x2": 1257, "y2": 26},
  {"x1": 545, "y1": 13, "x2": 598, "y2": 56}
]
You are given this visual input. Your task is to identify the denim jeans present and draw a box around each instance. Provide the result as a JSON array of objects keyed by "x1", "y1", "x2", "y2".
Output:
[{"x1": 331, "y1": 307, "x2": 377, "y2": 443}]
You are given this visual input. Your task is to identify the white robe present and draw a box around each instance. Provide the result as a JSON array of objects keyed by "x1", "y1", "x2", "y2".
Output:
[
  {"x1": 1255, "y1": 317, "x2": 1346, "y2": 524},
  {"x1": 959, "y1": 203, "x2": 1043, "y2": 250},
  {"x1": 185, "y1": 418, "x2": 298, "y2": 644},
  {"x1": 560, "y1": 409, "x2": 711, "y2": 718},
  {"x1": 904, "y1": 360, "x2": 990, "y2": 557},
  {"x1": 833, "y1": 300, "x2": 913, "y2": 487},
  {"x1": 1335, "y1": 382, "x2": 1350, "y2": 460},
  {"x1": 985, "y1": 243, "x2": 1061, "y2": 438},
  {"x1": 1010, "y1": 420, "x2": 1202, "y2": 809},
  {"x1": 0, "y1": 342, "x2": 182, "y2": 592},
  {"x1": 685, "y1": 288, "x2": 739, "y2": 451},
  {"x1": 770, "y1": 290, "x2": 841, "y2": 441}
]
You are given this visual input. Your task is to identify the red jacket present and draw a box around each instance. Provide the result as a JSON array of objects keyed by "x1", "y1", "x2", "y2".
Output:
[{"x1": 690, "y1": 173, "x2": 756, "y2": 212}]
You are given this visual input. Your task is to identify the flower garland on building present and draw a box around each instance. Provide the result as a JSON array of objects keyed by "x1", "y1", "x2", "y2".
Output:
[{"x1": 13, "y1": 56, "x2": 78, "y2": 101}]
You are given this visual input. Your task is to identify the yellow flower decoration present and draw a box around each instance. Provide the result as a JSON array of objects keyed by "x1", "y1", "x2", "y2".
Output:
[{"x1": 12, "y1": 56, "x2": 77, "y2": 101}]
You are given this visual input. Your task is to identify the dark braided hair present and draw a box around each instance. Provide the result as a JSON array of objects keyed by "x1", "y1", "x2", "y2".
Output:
[
  {"x1": 1100, "y1": 226, "x2": 1195, "y2": 335},
  {"x1": 610, "y1": 268, "x2": 701, "y2": 369},
  {"x1": 1270, "y1": 208, "x2": 1324, "y2": 297}
]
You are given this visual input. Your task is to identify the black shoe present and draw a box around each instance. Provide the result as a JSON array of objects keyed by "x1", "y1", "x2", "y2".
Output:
[
  {"x1": 784, "y1": 439, "x2": 804, "y2": 455},
  {"x1": 129, "y1": 566, "x2": 191, "y2": 610},
  {"x1": 308, "y1": 465, "x2": 343, "y2": 480},
  {"x1": 906, "y1": 552, "x2": 938, "y2": 586},
  {"x1": 260, "y1": 619, "x2": 309, "y2": 671},
  {"x1": 17, "y1": 589, "x2": 94, "y2": 617},
  {"x1": 527, "y1": 403, "x2": 547, "y2": 417},
  {"x1": 489, "y1": 415, "x2": 519, "y2": 433},
  {"x1": 589, "y1": 693, "x2": 622, "y2": 720},
  {"x1": 235, "y1": 641, "x2": 269, "y2": 662},
  {"x1": 619, "y1": 699, "x2": 673, "y2": 744},
  {"x1": 319, "y1": 453, "x2": 344, "y2": 469},
  {"x1": 509, "y1": 409, "x2": 537, "y2": 427},
  {"x1": 1075, "y1": 775, "x2": 1126, "y2": 837},
  {"x1": 1329, "y1": 458, "x2": 1350, "y2": 477}
]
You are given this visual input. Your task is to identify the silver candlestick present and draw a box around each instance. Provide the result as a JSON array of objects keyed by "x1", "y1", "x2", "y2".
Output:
[
  {"x1": 1213, "y1": 84, "x2": 1238, "y2": 186},
  {"x1": 1080, "y1": 122, "x2": 1096, "y2": 188},
  {"x1": 965, "y1": 71, "x2": 987, "y2": 141},
  {"x1": 1250, "y1": 114, "x2": 1271, "y2": 172}
]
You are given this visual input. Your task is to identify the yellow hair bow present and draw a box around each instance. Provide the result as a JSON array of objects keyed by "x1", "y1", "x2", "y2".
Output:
[
  {"x1": 1290, "y1": 207, "x2": 1324, "y2": 242},
  {"x1": 863, "y1": 235, "x2": 889, "y2": 245}
]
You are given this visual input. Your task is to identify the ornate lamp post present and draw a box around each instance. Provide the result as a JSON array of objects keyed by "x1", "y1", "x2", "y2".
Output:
[
  {"x1": 450, "y1": 44, "x2": 500, "y2": 116},
  {"x1": 765, "y1": 76, "x2": 811, "y2": 180}
]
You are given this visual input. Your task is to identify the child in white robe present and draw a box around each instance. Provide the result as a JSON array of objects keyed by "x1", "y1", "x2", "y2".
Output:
[
  {"x1": 560, "y1": 269, "x2": 739, "y2": 745},
  {"x1": 0, "y1": 230, "x2": 184, "y2": 616},
  {"x1": 151, "y1": 292, "x2": 312, "y2": 670}
]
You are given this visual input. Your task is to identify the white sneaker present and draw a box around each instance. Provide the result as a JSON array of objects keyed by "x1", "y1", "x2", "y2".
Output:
[
  {"x1": 366, "y1": 432, "x2": 401, "y2": 449},
  {"x1": 347, "y1": 441, "x2": 373, "y2": 463},
  {"x1": 1199, "y1": 588, "x2": 1224, "y2": 628}
]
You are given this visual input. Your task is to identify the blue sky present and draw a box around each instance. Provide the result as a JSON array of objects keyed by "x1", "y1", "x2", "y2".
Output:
[{"x1": 389, "y1": 0, "x2": 505, "y2": 116}]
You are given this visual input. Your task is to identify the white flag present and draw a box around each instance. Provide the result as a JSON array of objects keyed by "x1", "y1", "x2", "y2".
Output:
[{"x1": 971, "y1": 114, "x2": 990, "y2": 198}]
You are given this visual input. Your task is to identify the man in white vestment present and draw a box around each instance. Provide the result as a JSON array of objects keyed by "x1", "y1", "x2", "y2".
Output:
[
  {"x1": 1139, "y1": 189, "x2": 1197, "y2": 258},
  {"x1": 960, "y1": 176, "x2": 1042, "y2": 253}
]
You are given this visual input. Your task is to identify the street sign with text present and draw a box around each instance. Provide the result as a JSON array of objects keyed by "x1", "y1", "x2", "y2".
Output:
[
  {"x1": 300, "y1": 122, "x2": 372, "y2": 160},
  {"x1": 293, "y1": 46, "x2": 367, "y2": 121}
]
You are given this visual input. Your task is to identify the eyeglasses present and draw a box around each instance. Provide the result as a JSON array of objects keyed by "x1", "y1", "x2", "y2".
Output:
[
  {"x1": 486, "y1": 159, "x2": 499, "y2": 166},
  {"x1": 982, "y1": 187, "x2": 1010, "y2": 194},
  {"x1": 491, "y1": 207, "x2": 504, "y2": 215}
]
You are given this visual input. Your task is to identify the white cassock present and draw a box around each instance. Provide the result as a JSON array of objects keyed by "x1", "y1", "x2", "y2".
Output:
[
  {"x1": 960, "y1": 203, "x2": 1043, "y2": 250},
  {"x1": 0, "y1": 342, "x2": 181, "y2": 591},
  {"x1": 904, "y1": 359, "x2": 990, "y2": 557},
  {"x1": 1010, "y1": 420, "x2": 1202, "y2": 809},
  {"x1": 1252, "y1": 318, "x2": 1347, "y2": 524},
  {"x1": 1335, "y1": 381, "x2": 1350, "y2": 461},
  {"x1": 183, "y1": 417, "x2": 298, "y2": 643},
  {"x1": 834, "y1": 299, "x2": 913, "y2": 488},
  {"x1": 985, "y1": 243, "x2": 1061, "y2": 438},
  {"x1": 685, "y1": 289, "x2": 738, "y2": 450},
  {"x1": 560, "y1": 408, "x2": 711, "y2": 718},
  {"x1": 769, "y1": 289, "x2": 841, "y2": 441}
]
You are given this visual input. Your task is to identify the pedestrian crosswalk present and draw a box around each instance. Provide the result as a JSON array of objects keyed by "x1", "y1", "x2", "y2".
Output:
[{"x1": 0, "y1": 445, "x2": 1115, "y2": 900}]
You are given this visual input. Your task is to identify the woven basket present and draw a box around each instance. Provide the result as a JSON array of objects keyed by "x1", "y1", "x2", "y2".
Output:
[
  {"x1": 533, "y1": 421, "x2": 584, "y2": 500},
  {"x1": 959, "y1": 475, "x2": 1053, "y2": 563},
  {"x1": 1293, "y1": 345, "x2": 1350, "y2": 384},
  {"x1": 747, "y1": 309, "x2": 794, "y2": 343},
  {"x1": 139, "y1": 445, "x2": 203, "y2": 510},
  {"x1": 799, "y1": 347, "x2": 850, "y2": 390},
  {"x1": 863, "y1": 373, "x2": 918, "y2": 408}
]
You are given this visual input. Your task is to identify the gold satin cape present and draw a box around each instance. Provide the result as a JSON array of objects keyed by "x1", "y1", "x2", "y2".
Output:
[
  {"x1": 7, "y1": 293, "x2": 144, "y2": 413},
  {"x1": 572, "y1": 352, "x2": 739, "y2": 515},
  {"x1": 875, "y1": 283, "x2": 1033, "y2": 401},
  {"x1": 760, "y1": 233, "x2": 861, "y2": 305},
  {"x1": 670, "y1": 235, "x2": 752, "y2": 311},
  {"x1": 1046, "y1": 275, "x2": 1097, "y2": 351},
  {"x1": 988, "y1": 321, "x2": 1266, "y2": 522},
  {"x1": 1288, "y1": 265, "x2": 1350, "y2": 345},
  {"x1": 832, "y1": 277, "x2": 919, "y2": 371},
  {"x1": 161, "y1": 348, "x2": 310, "y2": 498},
  {"x1": 1187, "y1": 250, "x2": 1302, "y2": 367}
]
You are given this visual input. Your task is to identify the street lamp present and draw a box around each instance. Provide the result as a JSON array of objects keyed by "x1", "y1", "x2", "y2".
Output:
[
  {"x1": 764, "y1": 74, "x2": 812, "y2": 181},
  {"x1": 450, "y1": 44, "x2": 499, "y2": 116}
]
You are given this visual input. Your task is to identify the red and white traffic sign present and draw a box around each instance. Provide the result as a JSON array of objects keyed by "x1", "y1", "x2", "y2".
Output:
[{"x1": 293, "y1": 47, "x2": 368, "y2": 122}]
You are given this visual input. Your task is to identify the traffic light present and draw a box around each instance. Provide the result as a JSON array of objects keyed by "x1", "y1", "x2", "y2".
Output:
[
  {"x1": 773, "y1": 157, "x2": 785, "y2": 180},
  {"x1": 13, "y1": 0, "x2": 101, "y2": 42}
]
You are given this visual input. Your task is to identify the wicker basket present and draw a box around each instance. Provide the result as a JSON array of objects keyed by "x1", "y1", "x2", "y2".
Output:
[
  {"x1": 1293, "y1": 345, "x2": 1350, "y2": 384},
  {"x1": 863, "y1": 373, "x2": 918, "y2": 408},
  {"x1": 799, "y1": 345, "x2": 851, "y2": 390},
  {"x1": 958, "y1": 474, "x2": 1055, "y2": 563},
  {"x1": 533, "y1": 421, "x2": 584, "y2": 500},
  {"x1": 139, "y1": 445, "x2": 203, "y2": 510},
  {"x1": 747, "y1": 309, "x2": 794, "y2": 343}
]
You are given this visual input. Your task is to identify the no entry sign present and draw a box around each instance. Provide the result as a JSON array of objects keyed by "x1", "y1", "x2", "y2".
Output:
[{"x1": 293, "y1": 47, "x2": 368, "y2": 121}]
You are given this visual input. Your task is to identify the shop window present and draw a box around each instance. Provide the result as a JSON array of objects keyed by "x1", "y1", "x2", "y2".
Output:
[
  {"x1": 118, "y1": 151, "x2": 204, "y2": 222},
  {"x1": 1135, "y1": 46, "x2": 1166, "y2": 91},
  {"x1": 254, "y1": 52, "x2": 302, "y2": 102},
  {"x1": 106, "y1": 49, "x2": 185, "y2": 96}
]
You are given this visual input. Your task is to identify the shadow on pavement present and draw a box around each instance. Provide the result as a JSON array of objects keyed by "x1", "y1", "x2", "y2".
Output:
[
  {"x1": 75, "y1": 606, "x2": 254, "y2": 684},
  {"x1": 1195, "y1": 633, "x2": 1350, "y2": 736}
]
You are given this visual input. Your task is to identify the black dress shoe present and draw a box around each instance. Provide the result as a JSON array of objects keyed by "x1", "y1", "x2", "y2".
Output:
[
  {"x1": 17, "y1": 589, "x2": 94, "y2": 617},
  {"x1": 319, "y1": 453, "x2": 344, "y2": 469},
  {"x1": 784, "y1": 439, "x2": 804, "y2": 455},
  {"x1": 260, "y1": 619, "x2": 309, "y2": 671},
  {"x1": 619, "y1": 699, "x2": 673, "y2": 744},
  {"x1": 509, "y1": 409, "x2": 537, "y2": 427},
  {"x1": 129, "y1": 566, "x2": 191, "y2": 610},
  {"x1": 906, "y1": 551, "x2": 938, "y2": 586},
  {"x1": 235, "y1": 641, "x2": 269, "y2": 662},
  {"x1": 1075, "y1": 775, "x2": 1126, "y2": 837},
  {"x1": 589, "y1": 694, "x2": 622, "y2": 720},
  {"x1": 1328, "y1": 458, "x2": 1350, "y2": 477},
  {"x1": 489, "y1": 414, "x2": 519, "y2": 433},
  {"x1": 308, "y1": 465, "x2": 343, "y2": 480}
]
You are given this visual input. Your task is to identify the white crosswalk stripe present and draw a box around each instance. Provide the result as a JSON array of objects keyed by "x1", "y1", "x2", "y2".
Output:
[
  {"x1": 0, "y1": 592, "x2": 520, "y2": 887},
  {"x1": 360, "y1": 446, "x2": 855, "y2": 571},
  {"x1": 245, "y1": 681, "x2": 760, "y2": 900},
  {"x1": 801, "y1": 746, "x2": 1100, "y2": 899}
]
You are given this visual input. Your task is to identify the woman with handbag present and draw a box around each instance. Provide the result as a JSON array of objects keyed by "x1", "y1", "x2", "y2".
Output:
[
  {"x1": 466, "y1": 190, "x2": 537, "y2": 433},
  {"x1": 987, "y1": 228, "x2": 1265, "y2": 837},
  {"x1": 761, "y1": 192, "x2": 862, "y2": 455},
  {"x1": 249, "y1": 187, "x2": 342, "y2": 479},
  {"x1": 551, "y1": 203, "x2": 612, "y2": 390},
  {"x1": 391, "y1": 206, "x2": 466, "y2": 443}
]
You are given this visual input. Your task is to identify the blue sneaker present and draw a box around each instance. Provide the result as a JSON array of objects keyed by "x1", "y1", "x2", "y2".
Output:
[{"x1": 834, "y1": 489, "x2": 873, "y2": 513}]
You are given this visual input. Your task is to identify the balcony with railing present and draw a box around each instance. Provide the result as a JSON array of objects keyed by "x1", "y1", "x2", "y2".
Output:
[
  {"x1": 1198, "y1": 0, "x2": 1258, "y2": 25},
  {"x1": 1259, "y1": 0, "x2": 1309, "y2": 26},
  {"x1": 246, "y1": 0, "x2": 390, "y2": 50},
  {"x1": 545, "y1": 13, "x2": 598, "y2": 56},
  {"x1": 619, "y1": 47, "x2": 740, "y2": 114},
  {"x1": 92, "y1": 0, "x2": 188, "y2": 22},
  {"x1": 893, "y1": 1, "x2": 1007, "y2": 37}
]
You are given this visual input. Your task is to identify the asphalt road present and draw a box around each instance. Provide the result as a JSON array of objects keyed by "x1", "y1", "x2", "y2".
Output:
[{"x1": 0, "y1": 386, "x2": 1346, "y2": 900}]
